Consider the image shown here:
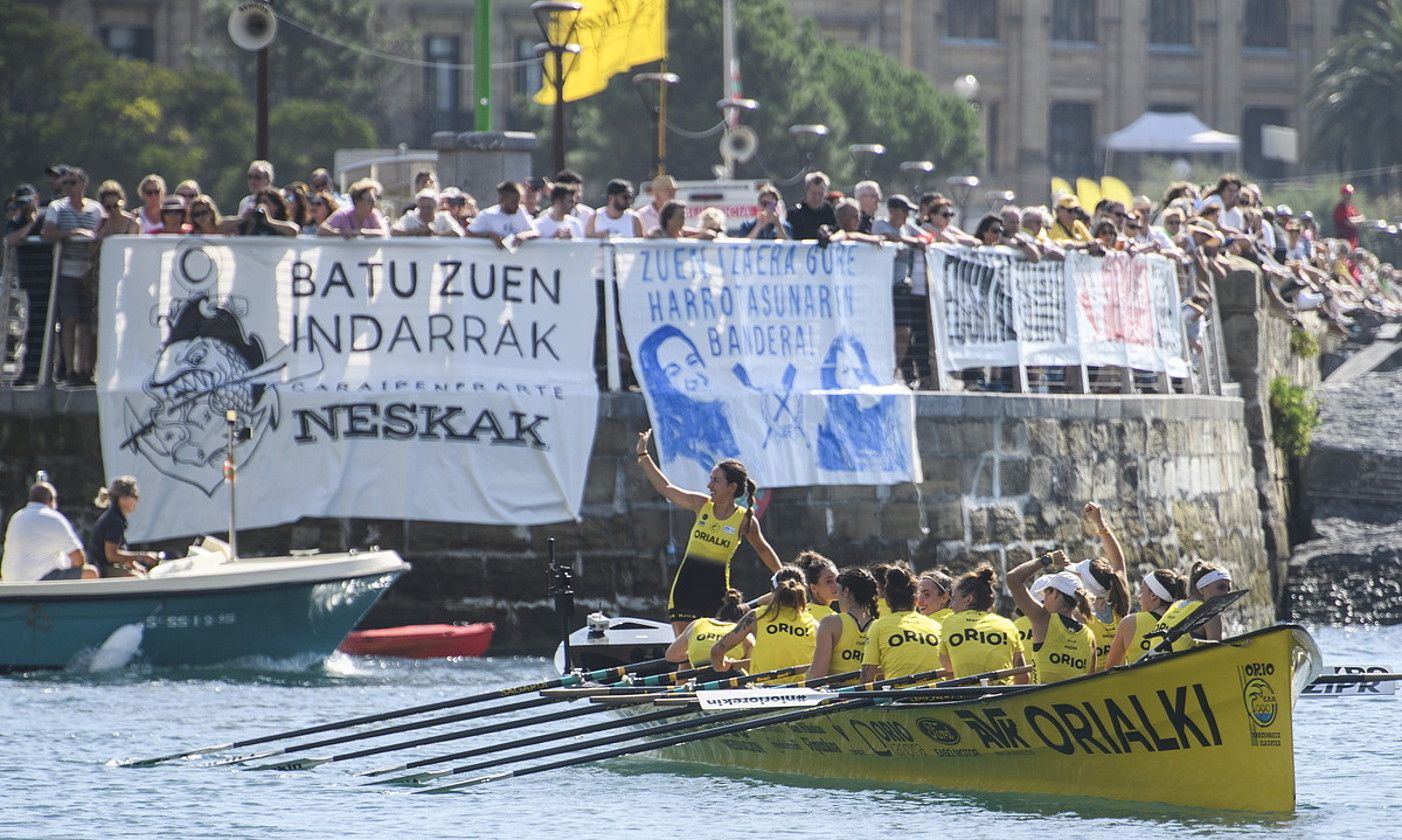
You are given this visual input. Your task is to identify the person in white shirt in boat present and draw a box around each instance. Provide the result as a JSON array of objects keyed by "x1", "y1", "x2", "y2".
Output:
[{"x1": 1, "y1": 481, "x2": 98, "y2": 581}]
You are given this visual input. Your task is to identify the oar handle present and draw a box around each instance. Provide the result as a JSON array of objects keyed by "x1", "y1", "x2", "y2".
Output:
[{"x1": 1310, "y1": 672, "x2": 1402, "y2": 684}]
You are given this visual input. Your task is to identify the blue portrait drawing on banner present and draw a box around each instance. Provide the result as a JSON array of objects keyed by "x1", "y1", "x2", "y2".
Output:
[
  {"x1": 637, "y1": 325, "x2": 741, "y2": 474},
  {"x1": 816, "y1": 334, "x2": 910, "y2": 473}
]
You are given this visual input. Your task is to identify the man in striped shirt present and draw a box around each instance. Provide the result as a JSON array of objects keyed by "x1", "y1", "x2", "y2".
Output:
[{"x1": 40, "y1": 166, "x2": 104, "y2": 386}]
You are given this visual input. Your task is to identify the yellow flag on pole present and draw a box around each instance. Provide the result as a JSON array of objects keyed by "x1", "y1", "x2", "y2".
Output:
[{"x1": 534, "y1": 0, "x2": 668, "y2": 105}]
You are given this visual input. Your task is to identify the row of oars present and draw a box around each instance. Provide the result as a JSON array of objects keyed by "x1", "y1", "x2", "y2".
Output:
[
  {"x1": 116, "y1": 657, "x2": 1034, "y2": 793},
  {"x1": 120, "y1": 660, "x2": 1398, "y2": 794}
]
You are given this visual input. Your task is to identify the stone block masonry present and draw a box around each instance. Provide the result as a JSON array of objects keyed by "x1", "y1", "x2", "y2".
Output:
[{"x1": 0, "y1": 387, "x2": 1272, "y2": 654}]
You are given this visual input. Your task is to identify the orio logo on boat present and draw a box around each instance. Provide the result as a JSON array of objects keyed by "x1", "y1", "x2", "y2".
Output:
[
  {"x1": 917, "y1": 717, "x2": 961, "y2": 745},
  {"x1": 1242, "y1": 677, "x2": 1278, "y2": 728}
]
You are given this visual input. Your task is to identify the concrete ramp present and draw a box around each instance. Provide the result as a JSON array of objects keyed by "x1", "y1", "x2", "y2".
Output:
[{"x1": 1325, "y1": 323, "x2": 1402, "y2": 383}]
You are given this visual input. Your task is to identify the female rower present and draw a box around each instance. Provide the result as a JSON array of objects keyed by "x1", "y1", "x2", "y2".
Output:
[
  {"x1": 1106, "y1": 568, "x2": 1187, "y2": 666},
  {"x1": 807, "y1": 567, "x2": 878, "y2": 680},
  {"x1": 86, "y1": 476, "x2": 161, "y2": 577},
  {"x1": 869, "y1": 561, "x2": 897, "y2": 617},
  {"x1": 636, "y1": 428, "x2": 782, "y2": 635},
  {"x1": 861, "y1": 566, "x2": 943, "y2": 682},
  {"x1": 1155, "y1": 561, "x2": 1233, "y2": 650},
  {"x1": 710, "y1": 567, "x2": 817, "y2": 676},
  {"x1": 665, "y1": 589, "x2": 752, "y2": 670},
  {"x1": 1071, "y1": 503, "x2": 1132, "y2": 671},
  {"x1": 1008, "y1": 552, "x2": 1097, "y2": 682},
  {"x1": 796, "y1": 550, "x2": 840, "y2": 620},
  {"x1": 915, "y1": 569, "x2": 955, "y2": 623},
  {"x1": 937, "y1": 565, "x2": 1027, "y2": 684}
]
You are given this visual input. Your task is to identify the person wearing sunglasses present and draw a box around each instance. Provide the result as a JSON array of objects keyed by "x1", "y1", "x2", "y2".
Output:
[
  {"x1": 95, "y1": 181, "x2": 140, "y2": 237},
  {"x1": 737, "y1": 185, "x2": 791, "y2": 240},
  {"x1": 922, "y1": 196, "x2": 978, "y2": 246},
  {"x1": 973, "y1": 213, "x2": 1039, "y2": 260},
  {"x1": 237, "y1": 160, "x2": 275, "y2": 216},
  {"x1": 174, "y1": 179, "x2": 201, "y2": 206},
  {"x1": 186, "y1": 195, "x2": 226, "y2": 236},
  {"x1": 87, "y1": 476, "x2": 162, "y2": 577},
  {"x1": 135, "y1": 174, "x2": 167, "y2": 234}
]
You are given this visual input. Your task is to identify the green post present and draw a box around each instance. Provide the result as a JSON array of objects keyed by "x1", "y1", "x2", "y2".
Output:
[{"x1": 474, "y1": 0, "x2": 491, "y2": 130}]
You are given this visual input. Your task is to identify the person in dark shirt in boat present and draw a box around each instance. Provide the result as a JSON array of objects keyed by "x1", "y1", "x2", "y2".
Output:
[
  {"x1": 635, "y1": 428, "x2": 782, "y2": 636},
  {"x1": 87, "y1": 476, "x2": 162, "y2": 577}
]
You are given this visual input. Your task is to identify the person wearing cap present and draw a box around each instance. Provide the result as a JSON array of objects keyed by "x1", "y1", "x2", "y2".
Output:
[
  {"x1": 392, "y1": 188, "x2": 463, "y2": 237},
  {"x1": 636, "y1": 175, "x2": 678, "y2": 236},
  {"x1": 154, "y1": 196, "x2": 192, "y2": 235},
  {"x1": 875, "y1": 194, "x2": 935, "y2": 389},
  {"x1": 1333, "y1": 184, "x2": 1365, "y2": 247},
  {"x1": 4, "y1": 184, "x2": 44, "y2": 246},
  {"x1": 1, "y1": 481, "x2": 97, "y2": 582},
  {"x1": 1152, "y1": 562, "x2": 1234, "y2": 652},
  {"x1": 43, "y1": 164, "x2": 73, "y2": 207},
  {"x1": 737, "y1": 185, "x2": 791, "y2": 240},
  {"x1": 467, "y1": 181, "x2": 539, "y2": 250},
  {"x1": 535, "y1": 185, "x2": 585, "y2": 240},
  {"x1": 1069, "y1": 502, "x2": 1131, "y2": 671},
  {"x1": 1007, "y1": 550, "x2": 1097, "y2": 682},
  {"x1": 1106, "y1": 567, "x2": 1187, "y2": 667},
  {"x1": 1049, "y1": 194, "x2": 1093, "y2": 243},
  {"x1": 40, "y1": 166, "x2": 105, "y2": 386}
]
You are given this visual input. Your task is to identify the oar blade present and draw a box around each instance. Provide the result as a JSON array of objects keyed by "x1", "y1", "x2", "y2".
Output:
[
  {"x1": 361, "y1": 769, "x2": 448, "y2": 787},
  {"x1": 243, "y1": 756, "x2": 330, "y2": 772},
  {"x1": 203, "y1": 749, "x2": 279, "y2": 768},
  {"x1": 418, "y1": 771, "x2": 511, "y2": 794},
  {"x1": 115, "y1": 743, "x2": 234, "y2": 768}
]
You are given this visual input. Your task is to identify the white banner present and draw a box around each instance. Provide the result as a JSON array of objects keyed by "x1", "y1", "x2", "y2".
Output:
[
  {"x1": 928, "y1": 245, "x2": 1187, "y2": 378},
  {"x1": 98, "y1": 237, "x2": 599, "y2": 540},
  {"x1": 614, "y1": 240, "x2": 921, "y2": 491}
]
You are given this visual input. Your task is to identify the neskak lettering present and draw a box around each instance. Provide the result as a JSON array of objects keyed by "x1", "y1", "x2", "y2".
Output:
[{"x1": 292, "y1": 402, "x2": 549, "y2": 448}]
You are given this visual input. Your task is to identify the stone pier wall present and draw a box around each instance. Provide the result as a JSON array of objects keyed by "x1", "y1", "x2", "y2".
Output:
[{"x1": 1, "y1": 388, "x2": 1271, "y2": 654}]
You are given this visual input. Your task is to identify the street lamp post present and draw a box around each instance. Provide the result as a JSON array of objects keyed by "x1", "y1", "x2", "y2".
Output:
[
  {"x1": 899, "y1": 160, "x2": 935, "y2": 197},
  {"x1": 985, "y1": 189, "x2": 1016, "y2": 211},
  {"x1": 532, "y1": 1, "x2": 583, "y2": 176},
  {"x1": 788, "y1": 124, "x2": 829, "y2": 180},
  {"x1": 946, "y1": 175, "x2": 980, "y2": 228},
  {"x1": 633, "y1": 72, "x2": 680, "y2": 177},
  {"x1": 848, "y1": 143, "x2": 887, "y2": 181}
]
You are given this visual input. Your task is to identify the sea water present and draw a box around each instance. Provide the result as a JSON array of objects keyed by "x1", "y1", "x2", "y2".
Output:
[{"x1": 1, "y1": 625, "x2": 1397, "y2": 839}]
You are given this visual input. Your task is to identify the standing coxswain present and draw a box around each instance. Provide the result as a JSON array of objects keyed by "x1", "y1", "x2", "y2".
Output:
[
  {"x1": 807, "y1": 567, "x2": 878, "y2": 680},
  {"x1": 635, "y1": 429, "x2": 782, "y2": 636},
  {"x1": 1106, "y1": 568, "x2": 1187, "y2": 666}
]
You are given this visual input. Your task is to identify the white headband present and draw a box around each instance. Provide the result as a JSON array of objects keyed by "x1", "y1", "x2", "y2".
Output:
[
  {"x1": 1071, "y1": 559, "x2": 1107, "y2": 598},
  {"x1": 1032, "y1": 572, "x2": 1083, "y2": 599},
  {"x1": 1196, "y1": 569, "x2": 1231, "y2": 591},
  {"x1": 1143, "y1": 573, "x2": 1173, "y2": 603}
]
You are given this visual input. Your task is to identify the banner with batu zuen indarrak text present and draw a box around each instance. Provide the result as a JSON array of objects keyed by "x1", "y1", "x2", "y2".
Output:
[
  {"x1": 614, "y1": 240, "x2": 921, "y2": 492},
  {"x1": 97, "y1": 237, "x2": 598, "y2": 541}
]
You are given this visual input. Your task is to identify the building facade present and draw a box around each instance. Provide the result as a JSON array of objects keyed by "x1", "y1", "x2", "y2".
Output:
[{"x1": 44, "y1": 0, "x2": 1342, "y2": 199}]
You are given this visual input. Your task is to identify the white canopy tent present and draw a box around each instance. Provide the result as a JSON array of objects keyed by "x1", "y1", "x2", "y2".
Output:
[{"x1": 1102, "y1": 111, "x2": 1241, "y2": 174}]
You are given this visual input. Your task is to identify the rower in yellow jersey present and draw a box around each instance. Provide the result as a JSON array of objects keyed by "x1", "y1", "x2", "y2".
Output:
[
  {"x1": 1012, "y1": 610, "x2": 1036, "y2": 682},
  {"x1": 710, "y1": 567, "x2": 817, "y2": 677},
  {"x1": 1153, "y1": 561, "x2": 1233, "y2": 652},
  {"x1": 635, "y1": 429, "x2": 782, "y2": 636},
  {"x1": 1008, "y1": 551, "x2": 1097, "y2": 683},
  {"x1": 796, "y1": 551, "x2": 840, "y2": 621},
  {"x1": 936, "y1": 565, "x2": 1027, "y2": 684},
  {"x1": 862, "y1": 566, "x2": 943, "y2": 682},
  {"x1": 1106, "y1": 568, "x2": 1187, "y2": 666},
  {"x1": 665, "y1": 589, "x2": 752, "y2": 669},
  {"x1": 1071, "y1": 503, "x2": 1132, "y2": 671},
  {"x1": 808, "y1": 568, "x2": 878, "y2": 680},
  {"x1": 916, "y1": 569, "x2": 955, "y2": 624}
]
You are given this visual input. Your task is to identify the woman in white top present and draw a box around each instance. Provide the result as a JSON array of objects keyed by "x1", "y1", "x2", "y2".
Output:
[{"x1": 136, "y1": 174, "x2": 167, "y2": 234}]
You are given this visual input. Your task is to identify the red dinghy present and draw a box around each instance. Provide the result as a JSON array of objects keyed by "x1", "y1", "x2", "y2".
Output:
[{"x1": 338, "y1": 623, "x2": 495, "y2": 659}]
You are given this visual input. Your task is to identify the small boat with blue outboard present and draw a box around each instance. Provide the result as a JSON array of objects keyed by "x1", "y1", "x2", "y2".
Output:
[{"x1": 0, "y1": 536, "x2": 408, "y2": 671}]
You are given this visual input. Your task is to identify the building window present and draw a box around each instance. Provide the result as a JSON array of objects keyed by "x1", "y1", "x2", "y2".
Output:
[
  {"x1": 1052, "y1": 0, "x2": 1097, "y2": 44},
  {"x1": 1242, "y1": 107, "x2": 1288, "y2": 179},
  {"x1": 1243, "y1": 0, "x2": 1288, "y2": 48},
  {"x1": 1048, "y1": 102, "x2": 1096, "y2": 178},
  {"x1": 424, "y1": 35, "x2": 462, "y2": 133},
  {"x1": 100, "y1": 26, "x2": 154, "y2": 62},
  {"x1": 1148, "y1": 0, "x2": 1193, "y2": 46},
  {"x1": 945, "y1": 1, "x2": 998, "y2": 41}
]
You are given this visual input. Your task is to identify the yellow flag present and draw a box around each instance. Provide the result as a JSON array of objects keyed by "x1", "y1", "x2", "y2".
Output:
[
  {"x1": 1099, "y1": 175, "x2": 1134, "y2": 206},
  {"x1": 534, "y1": 0, "x2": 668, "y2": 105},
  {"x1": 1075, "y1": 177, "x2": 1102, "y2": 213},
  {"x1": 1050, "y1": 177, "x2": 1073, "y2": 203}
]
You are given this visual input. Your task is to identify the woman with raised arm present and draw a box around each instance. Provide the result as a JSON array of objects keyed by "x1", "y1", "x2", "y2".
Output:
[
  {"x1": 1070, "y1": 502, "x2": 1132, "y2": 671},
  {"x1": 937, "y1": 565, "x2": 1027, "y2": 684},
  {"x1": 1106, "y1": 568, "x2": 1188, "y2": 667},
  {"x1": 795, "y1": 550, "x2": 840, "y2": 620},
  {"x1": 665, "y1": 588, "x2": 752, "y2": 672},
  {"x1": 636, "y1": 428, "x2": 782, "y2": 636},
  {"x1": 861, "y1": 565, "x2": 943, "y2": 683},
  {"x1": 710, "y1": 567, "x2": 816, "y2": 677},
  {"x1": 807, "y1": 567, "x2": 878, "y2": 680},
  {"x1": 1008, "y1": 550, "x2": 1097, "y2": 682}
]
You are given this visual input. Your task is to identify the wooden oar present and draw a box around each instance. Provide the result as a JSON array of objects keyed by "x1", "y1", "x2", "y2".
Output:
[{"x1": 118, "y1": 658, "x2": 672, "y2": 769}]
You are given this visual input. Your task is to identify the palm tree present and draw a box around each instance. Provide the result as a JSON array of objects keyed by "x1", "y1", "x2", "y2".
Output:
[{"x1": 1307, "y1": 1, "x2": 1402, "y2": 180}]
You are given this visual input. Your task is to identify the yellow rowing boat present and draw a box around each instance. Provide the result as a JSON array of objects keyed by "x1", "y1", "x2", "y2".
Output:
[{"x1": 645, "y1": 624, "x2": 1320, "y2": 812}]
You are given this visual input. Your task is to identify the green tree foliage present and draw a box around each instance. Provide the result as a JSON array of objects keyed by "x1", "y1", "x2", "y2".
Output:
[
  {"x1": 268, "y1": 99, "x2": 377, "y2": 191},
  {"x1": 539, "y1": 0, "x2": 979, "y2": 197},
  {"x1": 1308, "y1": 1, "x2": 1402, "y2": 175}
]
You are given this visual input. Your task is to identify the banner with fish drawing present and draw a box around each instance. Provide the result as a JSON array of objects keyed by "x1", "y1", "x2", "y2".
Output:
[
  {"x1": 613, "y1": 240, "x2": 921, "y2": 491},
  {"x1": 926, "y1": 246, "x2": 1188, "y2": 377},
  {"x1": 97, "y1": 237, "x2": 599, "y2": 540}
]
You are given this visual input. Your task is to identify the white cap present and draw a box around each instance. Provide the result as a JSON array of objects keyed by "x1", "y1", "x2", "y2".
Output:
[
  {"x1": 1028, "y1": 575, "x2": 1054, "y2": 605},
  {"x1": 1032, "y1": 571, "x2": 1083, "y2": 599},
  {"x1": 1070, "y1": 559, "x2": 1107, "y2": 598}
]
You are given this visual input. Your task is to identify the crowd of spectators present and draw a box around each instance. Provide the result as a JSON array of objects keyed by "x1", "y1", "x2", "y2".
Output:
[{"x1": 4, "y1": 160, "x2": 1400, "y2": 390}]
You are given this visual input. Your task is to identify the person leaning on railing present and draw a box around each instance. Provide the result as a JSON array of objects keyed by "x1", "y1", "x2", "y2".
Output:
[{"x1": 39, "y1": 166, "x2": 103, "y2": 387}]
